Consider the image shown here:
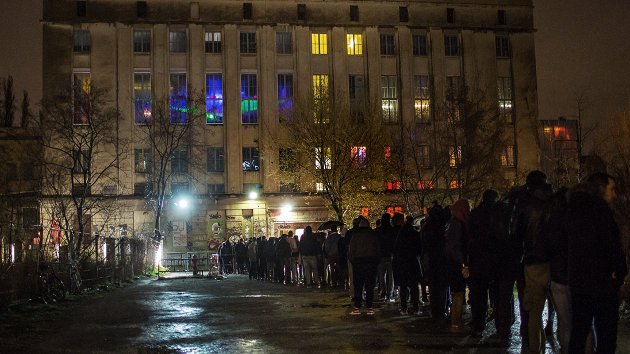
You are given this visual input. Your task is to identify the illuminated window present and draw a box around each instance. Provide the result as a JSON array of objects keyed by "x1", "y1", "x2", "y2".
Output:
[
  {"x1": 384, "y1": 146, "x2": 391, "y2": 160},
  {"x1": 419, "y1": 145, "x2": 431, "y2": 167},
  {"x1": 205, "y1": 31, "x2": 222, "y2": 53},
  {"x1": 386, "y1": 206, "x2": 403, "y2": 215},
  {"x1": 497, "y1": 77, "x2": 513, "y2": 123},
  {"x1": 450, "y1": 179, "x2": 460, "y2": 189},
  {"x1": 351, "y1": 146, "x2": 367, "y2": 167},
  {"x1": 278, "y1": 74, "x2": 293, "y2": 116},
  {"x1": 444, "y1": 34, "x2": 460, "y2": 56},
  {"x1": 381, "y1": 75, "x2": 399, "y2": 123},
  {"x1": 385, "y1": 181, "x2": 401, "y2": 190},
  {"x1": 380, "y1": 33, "x2": 395, "y2": 55},
  {"x1": 134, "y1": 72, "x2": 152, "y2": 124},
  {"x1": 240, "y1": 32, "x2": 256, "y2": 54},
  {"x1": 73, "y1": 72, "x2": 91, "y2": 125},
  {"x1": 361, "y1": 207, "x2": 369, "y2": 218},
  {"x1": 315, "y1": 182, "x2": 325, "y2": 192},
  {"x1": 449, "y1": 145, "x2": 462, "y2": 167},
  {"x1": 205, "y1": 74, "x2": 223, "y2": 124},
  {"x1": 207, "y1": 147, "x2": 224, "y2": 172},
  {"x1": 169, "y1": 73, "x2": 187, "y2": 124},
  {"x1": 169, "y1": 30, "x2": 186, "y2": 53},
  {"x1": 134, "y1": 148, "x2": 151, "y2": 173},
  {"x1": 501, "y1": 145, "x2": 515, "y2": 167},
  {"x1": 418, "y1": 180, "x2": 434, "y2": 190},
  {"x1": 413, "y1": 75, "x2": 431, "y2": 123},
  {"x1": 171, "y1": 149, "x2": 188, "y2": 174},
  {"x1": 241, "y1": 74, "x2": 258, "y2": 124},
  {"x1": 315, "y1": 147, "x2": 332, "y2": 170},
  {"x1": 242, "y1": 147, "x2": 260, "y2": 171},
  {"x1": 496, "y1": 35, "x2": 511, "y2": 58},
  {"x1": 276, "y1": 32, "x2": 292, "y2": 54},
  {"x1": 73, "y1": 28, "x2": 91, "y2": 53},
  {"x1": 412, "y1": 34, "x2": 427, "y2": 56},
  {"x1": 446, "y1": 75, "x2": 462, "y2": 123},
  {"x1": 347, "y1": 34, "x2": 363, "y2": 55},
  {"x1": 313, "y1": 74, "x2": 329, "y2": 123},
  {"x1": 311, "y1": 33, "x2": 328, "y2": 54},
  {"x1": 134, "y1": 30, "x2": 151, "y2": 53}
]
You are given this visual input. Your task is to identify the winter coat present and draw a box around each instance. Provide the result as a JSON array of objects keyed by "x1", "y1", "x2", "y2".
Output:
[
  {"x1": 235, "y1": 242, "x2": 247, "y2": 261},
  {"x1": 247, "y1": 240, "x2": 257, "y2": 262},
  {"x1": 348, "y1": 226, "x2": 379, "y2": 264},
  {"x1": 423, "y1": 206, "x2": 448, "y2": 286},
  {"x1": 375, "y1": 224, "x2": 395, "y2": 258},
  {"x1": 468, "y1": 201, "x2": 500, "y2": 278},
  {"x1": 519, "y1": 187, "x2": 554, "y2": 265},
  {"x1": 567, "y1": 190, "x2": 628, "y2": 297},
  {"x1": 323, "y1": 232, "x2": 341, "y2": 258},
  {"x1": 299, "y1": 231, "x2": 320, "y2": 256},
  {"x1": 392, "y1": 224, "x2": 422, "y2": 283},
  {"x1": 275, "y1": 237, "x2": 292, "y2": 259},
  {"x1": 444, "y1": 217, "x2": 467, "y2": 267}
]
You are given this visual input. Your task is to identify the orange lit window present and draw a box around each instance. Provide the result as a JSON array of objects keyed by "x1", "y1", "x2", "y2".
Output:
[
  {"x1": 386, "y1": 206, "x2": 403, "y2": 216},
  {"x1": 418, "y1": 180, "x2": 434, "y2": 190},
  {"x1": 386, "y1": 181, "x2": 401, "y2": 190},
  {"x1": 361, "y1": 207, "x2": 369, "y2": 218},
  {"x1": 450, "y1": 179, "x2": 459, "y2": 189},
  {"x1": 384, "y1": 146, "x2": 391, "y2": 160}
]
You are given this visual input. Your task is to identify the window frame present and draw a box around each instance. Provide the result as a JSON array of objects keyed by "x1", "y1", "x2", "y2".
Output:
[
  {"x1": 413, "y1": 75, "x2": 431, "y2": 123},
  {"x1": 412, "y1": 34, "x2": 427, "y2": 56},
  {"x1": 171, "y1": 149, "x2": 189, "y2": 174},
  {"x1": 346, "y1": 33, "x2": 363, "y2": 56},
  {"x1": 496, "y1": 35, "x2": 511, "y2": 58},
  {"x1": 241, "y1": 73, "x2": 258, "y2": 124},
  {"x1": 380, "y1": 33, "x2": 395, "y2": 56},
  {"x1": 444, "y1": 34, "x2": 460, "y2": 57},
  {"x1": 133, "y1": 30, "x2": 151, "y2": 53},
  {"x1": 311, "y1": 33, "x2": 328, "y2": 55},
  {"x1": 134, "y1": 148, "x2": 152, "y2": 174},
  {"x1": 240, "y1": 32, "x2": 257, "y2": 54},
  {"x1": 242, "y1": 147, "x2": 260, "y2": 171},
  {"x1": 381, "y1": 75, "x2": 399, "y2": 123},
  {"x1": 134, "y1": 72, "x2": 152, "y2": 124},
  {"x1": 204, "y1": 31, "x2": 222, "y2": 53},
  {"x1": 276, "y1": 31, "x2": 293, "y2": 54},
  {"x1": 169, "y1": 73, "x2": 188, "y2": 124},
  {"x1": 205, "y1": 73, "x2": 224, "y2": 124},
  {"x1": 207, "y1": 147, "x2": 225, "y2": 172},
  {"x1": 73, "y1": 28, "x2": 91, "y2": 53},
  {"x1": 169, "y1": 30, "x2": 187, "y2": 53}
]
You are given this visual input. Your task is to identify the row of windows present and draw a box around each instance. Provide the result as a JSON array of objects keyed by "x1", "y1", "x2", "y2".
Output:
[
  {"x1": 73, "y1": 28, "x2": 511, "y2": 58},
  {"x1": 132, "y1": 143, "x2": 514, "y2": 179},
  {"x1": 74, "y1": 1, "x2": 509, "y2": 27},
  {"x1": 77, "y1": 71, "x2": 513, "y2": 126}
]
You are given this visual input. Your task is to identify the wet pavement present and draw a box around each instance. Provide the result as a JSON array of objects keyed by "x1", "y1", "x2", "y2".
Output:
[{"x1": 1, "y1": 274, "x2": 628, "y2": 353}]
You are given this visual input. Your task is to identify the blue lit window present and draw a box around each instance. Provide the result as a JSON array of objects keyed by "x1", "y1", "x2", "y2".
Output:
[
  {"x1": 205, "y1": 74, "x2": 223, "y2": 124},
  {"x1": 134, "y1": 73, "x2": 151, "y2": 124},
  {"x1": 277, "y1": 73, "x2": 293, "y2": 118},
  {"x1": 241, "y1": 74, "x2": 258, "y2": 124},
  {"x1": 170, "y1": 73, "x2": 187, "y2": 124}
]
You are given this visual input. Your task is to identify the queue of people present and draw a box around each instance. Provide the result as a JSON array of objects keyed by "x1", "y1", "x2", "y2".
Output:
[{"x1": 219, "y1": 170, "x2": 627, "y2": 353}]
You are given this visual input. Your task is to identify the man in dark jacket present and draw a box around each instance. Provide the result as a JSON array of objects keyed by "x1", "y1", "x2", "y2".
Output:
[
  {"x1": 275, "y1": 234, "x2": 293, "y2": 284},
  {"x1": 423, "y1": 203, "x2": 449, "y2": 321},
  {"x1": 393, "y1": 214, "x2": 422, "y2": 315},
  {"x1": 300, "y1": 226, "x2": 320, "y2": 287},
  {"x1": 234, "y1": 238, "x2": 248, "y2": 274},
  {"x1": 376, "y1": 213, "x2": 395, "y2": 301},
  {"x1": 568, "y1": 173, "x2": 628, "y2": 354},
  {"x1": 348, "y1": 216, "x2": 380, "y2": 315}
]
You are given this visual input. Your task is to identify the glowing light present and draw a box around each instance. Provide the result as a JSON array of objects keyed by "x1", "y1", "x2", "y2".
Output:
[
  {"x1": 155, "y1": 242, "x2": 163, "y2": 267},
  {"x1": 102, "y1": 242, "x2": 108, "y2": 263},
  {"x1": 10, "y1": 245, "x2": 15, "y2": 263},
  {"x1": 281, "y1": 204, "x2": 292, "y2": 213},
  {"x1": 248, "y1": 191, "x2": 258, "y2": 200},
  {"x1": 176, "y1": 198, "x2": 189, "y2": 209}
]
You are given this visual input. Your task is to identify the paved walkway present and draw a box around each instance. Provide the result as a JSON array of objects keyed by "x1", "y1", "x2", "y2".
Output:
[{"x1": 1, "y1": 275, "x2": 628, "y2": 353}]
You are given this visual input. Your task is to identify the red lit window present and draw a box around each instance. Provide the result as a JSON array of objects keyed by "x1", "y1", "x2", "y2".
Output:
[
  {"x1": 417, "y1": 180, "x2": 434, "y2": 190},
  {"x1": 361, "y1": 207, "x2": 369, "y2": 218},
  {"x1": 384, "y1": 146, "x2": 391, "y2": 160},
  {"x1": 450, "y1": 179, "x2": 459, "y2": 189},
  {"x1": 386, "y1": 180, "x2": 401, "y2": 190},
  {"x1": 386, "y1": 206, "x2": 403, "y2": 215}
]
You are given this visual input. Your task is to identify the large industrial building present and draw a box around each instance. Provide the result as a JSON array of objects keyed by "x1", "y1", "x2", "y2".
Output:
[{"x1": 41, "y1": 0, "x2": 539, "y2": 252}]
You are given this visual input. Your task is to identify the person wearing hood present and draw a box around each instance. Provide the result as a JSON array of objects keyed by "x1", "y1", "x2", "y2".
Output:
[
  {"x1": 444, "y1": 198, "x2": 471, "y2": 333},
  {"x1": 348, "y1": 216, "x2": 380, "y2": 315}
]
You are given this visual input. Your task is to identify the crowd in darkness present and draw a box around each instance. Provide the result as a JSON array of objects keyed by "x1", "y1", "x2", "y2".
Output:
[{"x1": 216, "y1": 171, "x2": 627, "y2": 353}]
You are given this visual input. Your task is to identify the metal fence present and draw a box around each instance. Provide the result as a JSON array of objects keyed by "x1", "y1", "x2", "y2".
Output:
[{"x1": 159, "y1": 252, "x2": 219, "y2": 277}]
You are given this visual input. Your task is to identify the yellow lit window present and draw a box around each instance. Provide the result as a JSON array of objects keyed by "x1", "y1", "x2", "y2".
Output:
[
  {"x1": 312, "y1": 75, "x2": 329, "y2": 99},
  {"x1": 311, "y1": 33, "x2": 328, "y2": 55},
  {"x1": 347, "y1": 34, "x2": 363, "y2": 55}
]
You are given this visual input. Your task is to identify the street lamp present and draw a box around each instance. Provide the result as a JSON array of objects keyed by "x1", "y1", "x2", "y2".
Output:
[{"x1": 248, "y1": 191, "x2": 258, "y2": 200}]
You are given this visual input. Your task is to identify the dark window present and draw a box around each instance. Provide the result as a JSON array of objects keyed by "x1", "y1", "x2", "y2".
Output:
[
  {"x1": 280, "y1": 183, "x2": 299, "y2": 193},
  {"x1": 350, "y1": 5, "x2": 359, "y2": 21},
  {"x1": 208, "y1": 184, "x2": 225, "y2": 194},
  {"x1": 73, "y1": 29, "x2": 91, "y2": 53},
  {"x1": 242, "y1": 147, "x2": 260, "y2": 171},
  {"x1": 496, "y1": 36, "x2": 511, "y2": 58},
  {"x1": 171, "y1": 182, "x2": 189, "y2": 194},
  {"x1": 349, "y1": 75, "x2": 365, "y2": 121},
  {"x1": 20, "y1": 162, "x2": 34, "y2": 181},
  {"x1": 399, "y1": 6, "x2": 409, "y2": 22},
  {"x1": 76, "y1": 1, "x2": 86, "y2": 17},
  {"x1": 412, "y1": 34, "x2": 427, "y2": 56},
  {"x1": 73, "y1": 149, "x2": 90, "y2": 174},
  {"x1": 134, "y1": 148, "x2": 152, "y2": 173},
  {"x1": 134, "y1": 30, "x2": 151, "y2": 53},
  {"x1": 447, "y1": 8, "x2": 455, "y2": 24},
  {"x1": 444, "y1": 35, "x2": 460, "y2": 56},
  {"x1": 297, "y1": 4, "x2": 306, "y2": 21},
  {"x1": 169, "y1": 31, "x2": 187, "y2": 53},
  {"x1": 22, "y1": 208, "x2": 39, "y2": 229},
  {"x1": 6, "y1": 163, "x2": 17, "y2": 181},
  {"x1": 134, "y1": 182, "x2": 152, "y2": 196},
  {"x1": 243, "y1": 3, "x2": 253, "y2": 20},
  {"x1": 276, "y1": 32, "x2": 292, "y2": 54},
  {"x1": 137, "y1": 1, "x2": 147, "y2": 18},
  {"x1": 171, "y1": 149, "x2": 188, "y2": 174},
  {"x1": 279, "y1": 148, "x2": 296, "y2": 172},
  {"x1": 240, "y1": 32, "x2": 256, "y2": 54},
  {"x1": 207, "y1": 147, "x2": 225, "y2": 172},
  {"x1": 205, "y1": 31, "x2": 222, "y2": 53},
  {"x1": 498, "y1": 10, "x2": 507, "y2": 25},
  {"x1": 380, "y1": 33, "x2": 395, "y2": 55}
]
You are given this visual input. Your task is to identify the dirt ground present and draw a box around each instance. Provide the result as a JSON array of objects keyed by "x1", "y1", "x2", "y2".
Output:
[{"x1": 1, "y1": 274, "x2": 628, "y2": 353}]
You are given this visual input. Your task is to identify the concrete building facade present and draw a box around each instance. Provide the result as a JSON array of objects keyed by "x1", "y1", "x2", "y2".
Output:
[{"x1": 42, "y1": 0, "x2": 539, "y2": 252}]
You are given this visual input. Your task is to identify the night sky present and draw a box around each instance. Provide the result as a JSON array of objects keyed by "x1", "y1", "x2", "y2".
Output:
[{"x1": 1, "y1": 0, "x2": 629, "y2": 152}]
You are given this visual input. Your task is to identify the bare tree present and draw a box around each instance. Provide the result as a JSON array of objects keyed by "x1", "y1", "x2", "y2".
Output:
[
  {"x1": 21, "y1": 91, "x2": 33, "y2": 128},
  {"x1": 40, "y1": 79, "x2": 126, "y2": 291},
  {"x1": 2, "y1": 76, "x2": 16, "y2": 127},
  {"x1": 270, "y1": 91, "x2": 387, "y2": 224},
  {"x1": 134, "y1": 96, "x2": 205, "y2": 243}
]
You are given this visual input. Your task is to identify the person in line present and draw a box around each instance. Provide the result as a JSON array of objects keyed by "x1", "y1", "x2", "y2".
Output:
[
  {"x1": 444, "y1": 199, "x2": 471, "y2": 334},
  {"x1": 423, "y1": 202, "x2": 449, "y2": 322},
  {"x1": 247, "y1": 237, "x2": 258, "y2": 280},
  {"x1": 376, "y1": 213, "x2": 395, "y2": 301},
  {"x1": 275, "y1": 234, "x2": 293, "y2": 284},
  {"x1": 234, "y1": 238, "x2": 248, "y2": 274},
  {"x1": 323, "y1": 226, "x2": 342, "y2": 287},
  {"x1": 392, "y1": 214, "x2": 423, "y2": 315},
  {"x1": 300, "y1": 226, "x2": 321, "y2": 288},
  {"x1": 348, "y1": 216, "x2": 380, "y2": 315},
  {"x1": 568, "y1": 173, "x2": 628, "y2": 354},
  {"x1": 287, "y1": 231, "x2": 301, "y2": 285}
]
